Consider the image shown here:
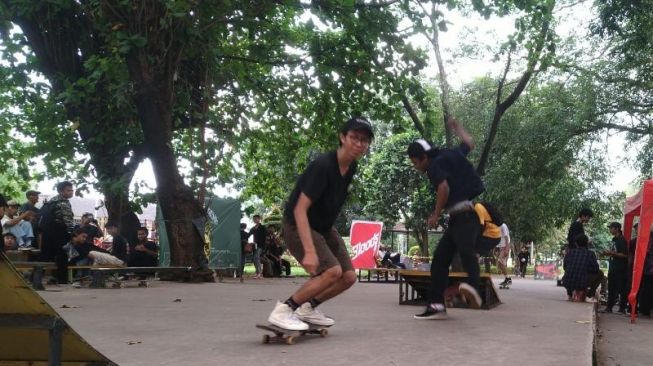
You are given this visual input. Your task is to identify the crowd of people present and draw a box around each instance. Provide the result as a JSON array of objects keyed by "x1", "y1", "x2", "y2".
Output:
[
  {"x1": 240, "y1": 215, "x2": 291, "y2": 279},
  {"x1": 1, "y1": 182, "x2": 159, "y2": 285},
  {"x1": 561, "y1": 208, "x2": 653, "y2": 318}
]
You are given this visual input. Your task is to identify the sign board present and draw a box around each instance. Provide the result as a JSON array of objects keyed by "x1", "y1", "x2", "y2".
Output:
[{"x1": 349, "y1": 220, "x2": 383, "y2": 269}]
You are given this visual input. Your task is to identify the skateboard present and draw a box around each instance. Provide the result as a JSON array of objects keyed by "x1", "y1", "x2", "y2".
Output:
[{"x1": 256, "y1": 323, "x2": 331, "y2": 345}]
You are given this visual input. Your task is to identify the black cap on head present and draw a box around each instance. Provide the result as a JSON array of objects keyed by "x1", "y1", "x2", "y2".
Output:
[
  {"x1": 608, "y1": 222, "x2": 622, "y2": 230},
  {"x1": 341, "y1": 117, "x2": 374, "y2": 139}
]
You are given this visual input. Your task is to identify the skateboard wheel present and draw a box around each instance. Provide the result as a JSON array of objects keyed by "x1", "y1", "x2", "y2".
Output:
[
  {"x1": 320, "y1": 329, "x2": 328, "y2": 337},
  {"x1": 262, "y1": 334, "x2": 270, "y2": 344},
  {"x1": 285, "y1": 336, "x2": 295, "y2": 345}
]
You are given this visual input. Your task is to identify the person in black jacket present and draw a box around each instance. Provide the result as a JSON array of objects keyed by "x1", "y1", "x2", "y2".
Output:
[{"x1": 601, "y1": 222, "x2": 629, "y2": 313}]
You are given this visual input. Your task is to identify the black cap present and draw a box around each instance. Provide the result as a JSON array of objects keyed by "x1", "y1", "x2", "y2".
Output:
[
  {"x1": 26, "y1": 190, "x2": 40, "y2": 197},
  {"x1": 341, "y1": 117, "x2": 374, "y2": 139},
  {"x1": 608, "y1": 222, "x2": 622, "y2": 230}
]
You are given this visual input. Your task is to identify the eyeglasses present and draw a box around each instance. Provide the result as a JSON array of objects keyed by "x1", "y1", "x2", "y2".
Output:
[{"x1": 347, "y1": 133, "x2": 371, "y2": 146}]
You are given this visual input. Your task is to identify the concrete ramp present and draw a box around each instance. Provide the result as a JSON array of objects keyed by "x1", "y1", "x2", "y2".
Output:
[{"x1": 0, "y1": 252, "x2": 116, "y2": 365}]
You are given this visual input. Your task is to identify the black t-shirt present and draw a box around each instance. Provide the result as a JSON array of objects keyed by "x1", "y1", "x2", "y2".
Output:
[
  {"x1": 284, "y1": 151, "x2": 356, "y2": 234},
  {"x1": 129, "y1": 241, "x2": 159, "y2": 267},
  {"x1": 249, "y1": 224, "x2": 267, "y2": 247},
  {"x1": 110, "y1": 235, "x2": 129, "y2": 263},
  {"x1": 427, "y1": 144, "x2": 484, "y2": 208},
  {"x1": 609, "y1": 234, "x2": 628, "y2": 273},
  {"x1": 567, "y1": 220, "x2": 585, "y2": 246}
]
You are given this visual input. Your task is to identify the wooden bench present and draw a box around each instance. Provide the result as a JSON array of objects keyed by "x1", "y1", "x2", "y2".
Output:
[
  {"x1": 398, "y1": 270, "x2": 501, "y2": 309},
  {"x1": 89, "y1": 266, "x2": 192, "y2": 288},
  {"x1": 13, "y1": 261, "x2": 56, "y2": 290},
  {"x1": 5, "y1": 249, "x2": 41, "y2": 262},
  {"x1": 357, "y1": 267, "x2": 401, "y2": 283}
]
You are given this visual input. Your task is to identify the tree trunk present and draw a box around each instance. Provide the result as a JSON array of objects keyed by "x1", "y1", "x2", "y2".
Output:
[
  {"x1": 103, "y1": 190, "x2": 141, "y2": 245},
  {"x1": 127, "y1": 66, "x2": 212, "y2": 281}
]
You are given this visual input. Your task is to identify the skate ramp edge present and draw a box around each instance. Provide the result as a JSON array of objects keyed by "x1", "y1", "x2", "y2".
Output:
[{"x1": 0, "y1": 252, "x2": 116, "y2": 365}]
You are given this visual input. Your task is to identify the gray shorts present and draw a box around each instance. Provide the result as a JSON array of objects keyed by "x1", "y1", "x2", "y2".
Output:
[{"x1": 282, "y1": 221, "x2": 353, "y2": 275}]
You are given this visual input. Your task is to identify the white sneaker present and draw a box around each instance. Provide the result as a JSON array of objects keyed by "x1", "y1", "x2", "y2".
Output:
[
  {"x1": 71, "y1": 282, "x2": 82, "y2": 288},
  {"x1": 268, "y1": 301, "x2": 309, "y2": 330},
  {"x1": 295, "y1": 303, "x2": 335, "y2": 326},
  {"x1": 458, "y1": 282, "x2": 482, "y2": 309}
]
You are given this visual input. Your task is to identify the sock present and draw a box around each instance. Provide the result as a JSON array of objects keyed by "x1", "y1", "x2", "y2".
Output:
[
  {"x1": 284, "y1": 297, "x2": 300, "y2": 311},
  {"x1": 309, "y1": 298, "x2": 322, "y2": 309},
  {"x1": 429, "y1": 303, "x2": 445, "y2": 311}
]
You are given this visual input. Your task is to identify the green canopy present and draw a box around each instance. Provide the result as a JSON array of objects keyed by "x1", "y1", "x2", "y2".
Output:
[
  {"x1": 156, "y1": 196, "x2": 240, "y2": 269},
  {"x1": 206, "y1": 196, "x2": 241, "y2": 269}
]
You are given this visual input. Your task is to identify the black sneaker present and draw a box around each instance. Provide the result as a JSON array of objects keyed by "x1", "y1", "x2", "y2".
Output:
[
  {"x1": 414, "y1": 305, "x2": 447, "y2": 320},
  {"x1": 507, "y1": 278, "x2": 512, "y2": 284}
]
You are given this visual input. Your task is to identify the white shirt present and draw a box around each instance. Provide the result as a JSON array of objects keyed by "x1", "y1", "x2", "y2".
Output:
[{"x1": 497, "y1": 224, "x2": 511, "y2": 248}]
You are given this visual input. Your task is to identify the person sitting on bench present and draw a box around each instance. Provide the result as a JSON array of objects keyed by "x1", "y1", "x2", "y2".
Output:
[
  {"x1": 3, "y1": 232, "x2": 18, "y2": 252},
  {"x1": 264, "y1": 226, "x2": 291, "y2": 277},
  {"x1": 377, "y1": 245, "x2": 405, "y2": 269},
  {"x1": 128, "y1": 227, "x2": 158, "y2": 280},
  {"x1": 64, "y1": 228, "x2": 121, "y2": 286}
]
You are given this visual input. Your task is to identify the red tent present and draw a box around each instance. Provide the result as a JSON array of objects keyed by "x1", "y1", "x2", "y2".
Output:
[{"x1": 623, "y1": 179, "x2": 653, "y2": 322}]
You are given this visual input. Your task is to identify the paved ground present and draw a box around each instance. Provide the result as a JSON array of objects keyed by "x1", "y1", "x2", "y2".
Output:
[
  {"x1": 38, "y1": 276, "x2": 597, "y2": 366},
  {"x1": 596, "y1": 309, "x2": 653, "y2": 366}
]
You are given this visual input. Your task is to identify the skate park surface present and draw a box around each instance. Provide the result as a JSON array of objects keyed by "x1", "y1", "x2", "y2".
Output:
[{"x1": 29, "y1": 276, "x2": 635, "y2": 366}]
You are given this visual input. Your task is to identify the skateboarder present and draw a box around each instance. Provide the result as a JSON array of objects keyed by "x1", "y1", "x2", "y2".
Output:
[
  {"x1": 407, "y1": 117, "x2": 485, "y2": 319},
  {"x1": 266, "y1": 117, "x2": 373, "y2": 330}
]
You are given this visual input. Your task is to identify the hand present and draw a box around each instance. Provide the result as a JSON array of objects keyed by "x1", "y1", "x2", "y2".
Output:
[
  {"x1": 302, "y1": 251, "x2": 319, "y2": 276},
  {"x1": 135, "y1": 244, "x2": 146, "y2": 252},
  {"x1": 427, "y1": 214, "x2": 439, "y2": 229},
  {"x1": 446, "y1": 116, "x2": 459, "y2": 130}
]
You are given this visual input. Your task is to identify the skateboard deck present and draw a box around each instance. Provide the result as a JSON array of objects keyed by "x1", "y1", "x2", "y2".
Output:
[{"x1": 256, "y1": 323, "x2": 331, "y2": 345}]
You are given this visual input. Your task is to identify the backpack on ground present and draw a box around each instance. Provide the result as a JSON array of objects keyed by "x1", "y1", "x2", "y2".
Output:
[{"x1": 479, "y1": 201, "x2": 504, "y2": 227}]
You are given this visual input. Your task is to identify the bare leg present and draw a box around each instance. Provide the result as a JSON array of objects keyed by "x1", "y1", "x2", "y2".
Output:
[
  {"x1": 290, "y1": 266, "x2": 343, "y2": 304},
  {"x1": 313, "y1": 270, "x2": 356, "y2": 303}
]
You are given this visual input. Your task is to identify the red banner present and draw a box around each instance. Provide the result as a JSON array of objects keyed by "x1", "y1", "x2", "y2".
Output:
[{"x1": 349, "y1": 220, "x2": 384, "y2": 269}]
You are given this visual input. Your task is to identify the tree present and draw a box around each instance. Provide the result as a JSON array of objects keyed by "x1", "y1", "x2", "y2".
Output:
[
  {"x1": 1, "y1": 2, "x2": 145, "y2": 244},
  {"x1": 359, "y1": 132, "x2": 435, "y2": 254}
]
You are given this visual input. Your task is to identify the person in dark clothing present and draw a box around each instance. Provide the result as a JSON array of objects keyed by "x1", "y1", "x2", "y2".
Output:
[
  {"x1": 239, "y1": 223, "x2": 253, "y2": 276},
  {"x1": 128, "y1": 227, "x2": 158, "y2": 267},
  {"x1": 601, "y1": 222, "x2": 629, "y2": 313},
  {"x1": 64, "y1": 228, "x2": 113, "y2": 285},
  {"x1": 563, "y1": 234, "x2": 604, "y2": 300},
  {"x1": 249, "y1": 215, "x2": 266, "y2": 279},
  {"x1": 266, "y1": 116, "x2": 373, "y2": 331},
  {"x1": 41, "y1": 181, "x2": 75, "y2": 284},
  {"x1": 517, "y1": 247, "x2": 530, "y2": 278},
  {"x1": 264, "y1": 226, "x2": 291, "y2": 277},
  {"x1": 567, "y1": 208, "x2": 593, "y2": 248},
  {"x1": 105, "y1": 221, "x2": 129, "y2": 263},
  {"x1": 73, "y1": 213, "x2": 103, "y2": 245},
  {"x1": 408, "y1": 117, "x2": 485, "y2": 320}
]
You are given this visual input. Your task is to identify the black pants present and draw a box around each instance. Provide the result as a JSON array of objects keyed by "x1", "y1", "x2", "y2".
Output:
[
  {"x1": 271, "y1": 258, "x2": 291, "y2": 277},
  {"x1": 607, "y1": 270, "x2": 628, "y2": 311},
  {"x1": 428, "y1": 210, "x2": 481, "y2": 304},
  {"x1": 41, "y1": 232, "x2": 70, "y2": 283},
  {"x1": 519, "y1": 262, "x2": 528, "y2": 278},
  {"x1": 638, "y1": 275, "x2": 653, "y2": 316}
]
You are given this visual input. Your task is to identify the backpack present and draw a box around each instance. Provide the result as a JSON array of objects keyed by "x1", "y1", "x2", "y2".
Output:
[
  {"x1": 38, "y1": 200, "x2": 57, "y2": 234},
  {"x1": 480, "y1": 201, "x2": 504, "y2": 227}
]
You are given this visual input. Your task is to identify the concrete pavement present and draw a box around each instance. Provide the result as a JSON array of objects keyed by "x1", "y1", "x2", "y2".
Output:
[
  {"x1": 37, "y1": 276, "x2": 597, "y2": 366},
  {"x1": 596, "y1": 309, "x2": 653, "y2": 366}
]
